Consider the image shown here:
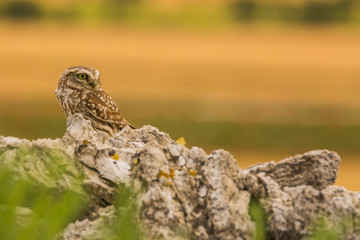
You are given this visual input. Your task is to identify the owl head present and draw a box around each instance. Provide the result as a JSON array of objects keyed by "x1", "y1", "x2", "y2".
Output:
[{"x1": 59, "y1": 65, "x2": 101, "y2": 91}]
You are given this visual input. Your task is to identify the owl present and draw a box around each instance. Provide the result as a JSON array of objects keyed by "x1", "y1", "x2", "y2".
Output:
[{"x1": 55, "y1": 65, "x2": 133, "y2": 136}]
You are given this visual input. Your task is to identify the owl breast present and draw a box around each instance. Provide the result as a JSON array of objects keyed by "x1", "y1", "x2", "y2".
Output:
[{"x1": 55, "y1": 87, "x2": 85, "y2": 118}]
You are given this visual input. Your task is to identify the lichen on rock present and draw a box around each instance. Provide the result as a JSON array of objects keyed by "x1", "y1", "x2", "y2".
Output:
[{"x1": 0, "y1": 113, "x2": 359, "y2": 240}]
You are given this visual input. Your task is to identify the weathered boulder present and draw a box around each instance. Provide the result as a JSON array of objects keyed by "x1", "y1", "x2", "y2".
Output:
[{"x1": 0, "y1": 114, "x2": 359, "y2": 239}]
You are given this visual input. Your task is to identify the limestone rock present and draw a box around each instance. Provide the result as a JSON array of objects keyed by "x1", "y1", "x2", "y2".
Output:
[
  {"x1": 0, "y1": 114, "x2": 358, "y2": 240},
  {"x1": 246, "y1": 150, "x2": 341, "y2": 190}
]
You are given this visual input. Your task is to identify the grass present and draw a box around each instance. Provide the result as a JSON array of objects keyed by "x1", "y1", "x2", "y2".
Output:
[
  {"x1": 153, "y1": 120, "x2": 360, "y2": 155},
  {"x1": 248, "y1": 199, "x2": 360, "y2": 240},
  {"x1": 0, "y1": 169, "x2": 143, "y2": 239},
  {"x1": 2, "y1": 113, "x2": 359, "y2": 156},
  {"x1": 0, "y1": 148, "x2": 85, "y2": 240},
  {"x1": 1, "y1": 0, "x2": 360, "y2": 27},
  {"x1": 249, "y1": 198, "x2": 267, "y2": 240},
  {"x1": 0, "y1": 144, "x2": 143, "y2": 240}
]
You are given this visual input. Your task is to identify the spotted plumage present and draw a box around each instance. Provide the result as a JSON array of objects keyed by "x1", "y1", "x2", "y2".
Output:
[{"x1": 55, "y1": 65, "x2": 132, "y2": 136}]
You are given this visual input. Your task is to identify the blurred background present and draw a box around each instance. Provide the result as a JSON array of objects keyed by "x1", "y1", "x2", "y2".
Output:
[{"x1": 0, "y1": 0, "x2": 360, "y2": 190}]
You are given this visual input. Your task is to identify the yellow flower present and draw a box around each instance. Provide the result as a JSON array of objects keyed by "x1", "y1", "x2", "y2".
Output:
[{"x1": 176, "y1": 137, "x2": 186, "y2": 146}]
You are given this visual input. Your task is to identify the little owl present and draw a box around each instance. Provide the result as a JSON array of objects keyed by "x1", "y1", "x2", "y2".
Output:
[{"x1": 56, "y1": 65, "x2": 133, "y2": 136}]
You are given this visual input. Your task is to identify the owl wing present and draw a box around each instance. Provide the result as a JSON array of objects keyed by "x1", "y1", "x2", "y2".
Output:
[{"x1": 84, "y1": 91, "x2": 130, "y2": 130}]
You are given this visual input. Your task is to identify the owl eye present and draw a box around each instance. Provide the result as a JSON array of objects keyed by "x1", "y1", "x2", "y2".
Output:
[{"x1": 78, "y1": 74, "x2": 88, "y2": 80}]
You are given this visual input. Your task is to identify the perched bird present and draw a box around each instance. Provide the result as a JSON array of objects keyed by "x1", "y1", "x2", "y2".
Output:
[{"x1": 55, "y1": 65, "x2": 133, "y2": 136}]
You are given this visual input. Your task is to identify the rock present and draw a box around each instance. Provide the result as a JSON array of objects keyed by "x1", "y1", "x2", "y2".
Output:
[
  {"x1": 62, "y1": 206, "x2": 115, "y2": 240},
  {"x1": 0, "y1": 113, "x2": 358, "y2": 240},
  {"x1": 245, "y1": 150, "x2": 341, "y2": 190}
]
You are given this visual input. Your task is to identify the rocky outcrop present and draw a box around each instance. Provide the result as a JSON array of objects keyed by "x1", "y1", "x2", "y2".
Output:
[{"x1": 0, "y1": 114, "x2": 359, "y2": 239}]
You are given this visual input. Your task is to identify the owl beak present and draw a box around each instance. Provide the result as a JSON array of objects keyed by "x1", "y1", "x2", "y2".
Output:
[{"x1": 90, "y1": 82, "x2": 98, "y2": 90}]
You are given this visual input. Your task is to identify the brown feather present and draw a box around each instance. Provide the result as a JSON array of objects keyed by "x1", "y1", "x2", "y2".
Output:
[{"x1": 55, "y1": 65, "x2": 133, "y2": 136}]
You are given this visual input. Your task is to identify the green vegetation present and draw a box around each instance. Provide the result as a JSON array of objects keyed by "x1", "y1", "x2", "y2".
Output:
[
  {"x1": 0, "y1": 171, "x2": 143, "y2": 239},
  {"x1": 0, "y1": 144, "x2": 143, "y2": 240},
  {"x1": 109, "y1": 186, "x2": 144, "y2": 240},
  {"x1": 155, "y1": 120, "x2": 360, "y2": 156},
  {"x1": 308, "y1": 218, "x2": 340, "y2": 240},
  {"x1": 0, "y1": 177, "x2": 83, "y2": 240},
  {"x1": 0, "y1": 145, "x2": 85, "y2": 240},
  {"x1": 249, "y1": 198, "x2": 267, "y2": 240},
  {"x1": 230, "y1": 0, "x2": 354, "y2": 24},
  {"x1": 307, "y1": 216, "x2": 360, "y2": 240},
  {"x1": 1, "y1": 114, "x2": 360, "y2": 156},
  {"x1": 1, "y1": 99, "x2": 360, "y2": 157},
  {"x1": 248, "y1": 199, "x2": 360, "y2": 240},
  {"x1": 0, "y1": 0, "x2": 359, "y2": 25},
  {"x1": 1, "y1": 1, "x2": 42, "y2": 19}
]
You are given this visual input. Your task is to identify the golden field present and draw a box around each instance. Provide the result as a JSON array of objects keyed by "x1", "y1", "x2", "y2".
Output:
[
  {"x1": 1, "y1": 24, "x2": 360, "y2": 106},
  {"x1": 0, "y1": 23, "x2": 360, "y2": 190}
]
